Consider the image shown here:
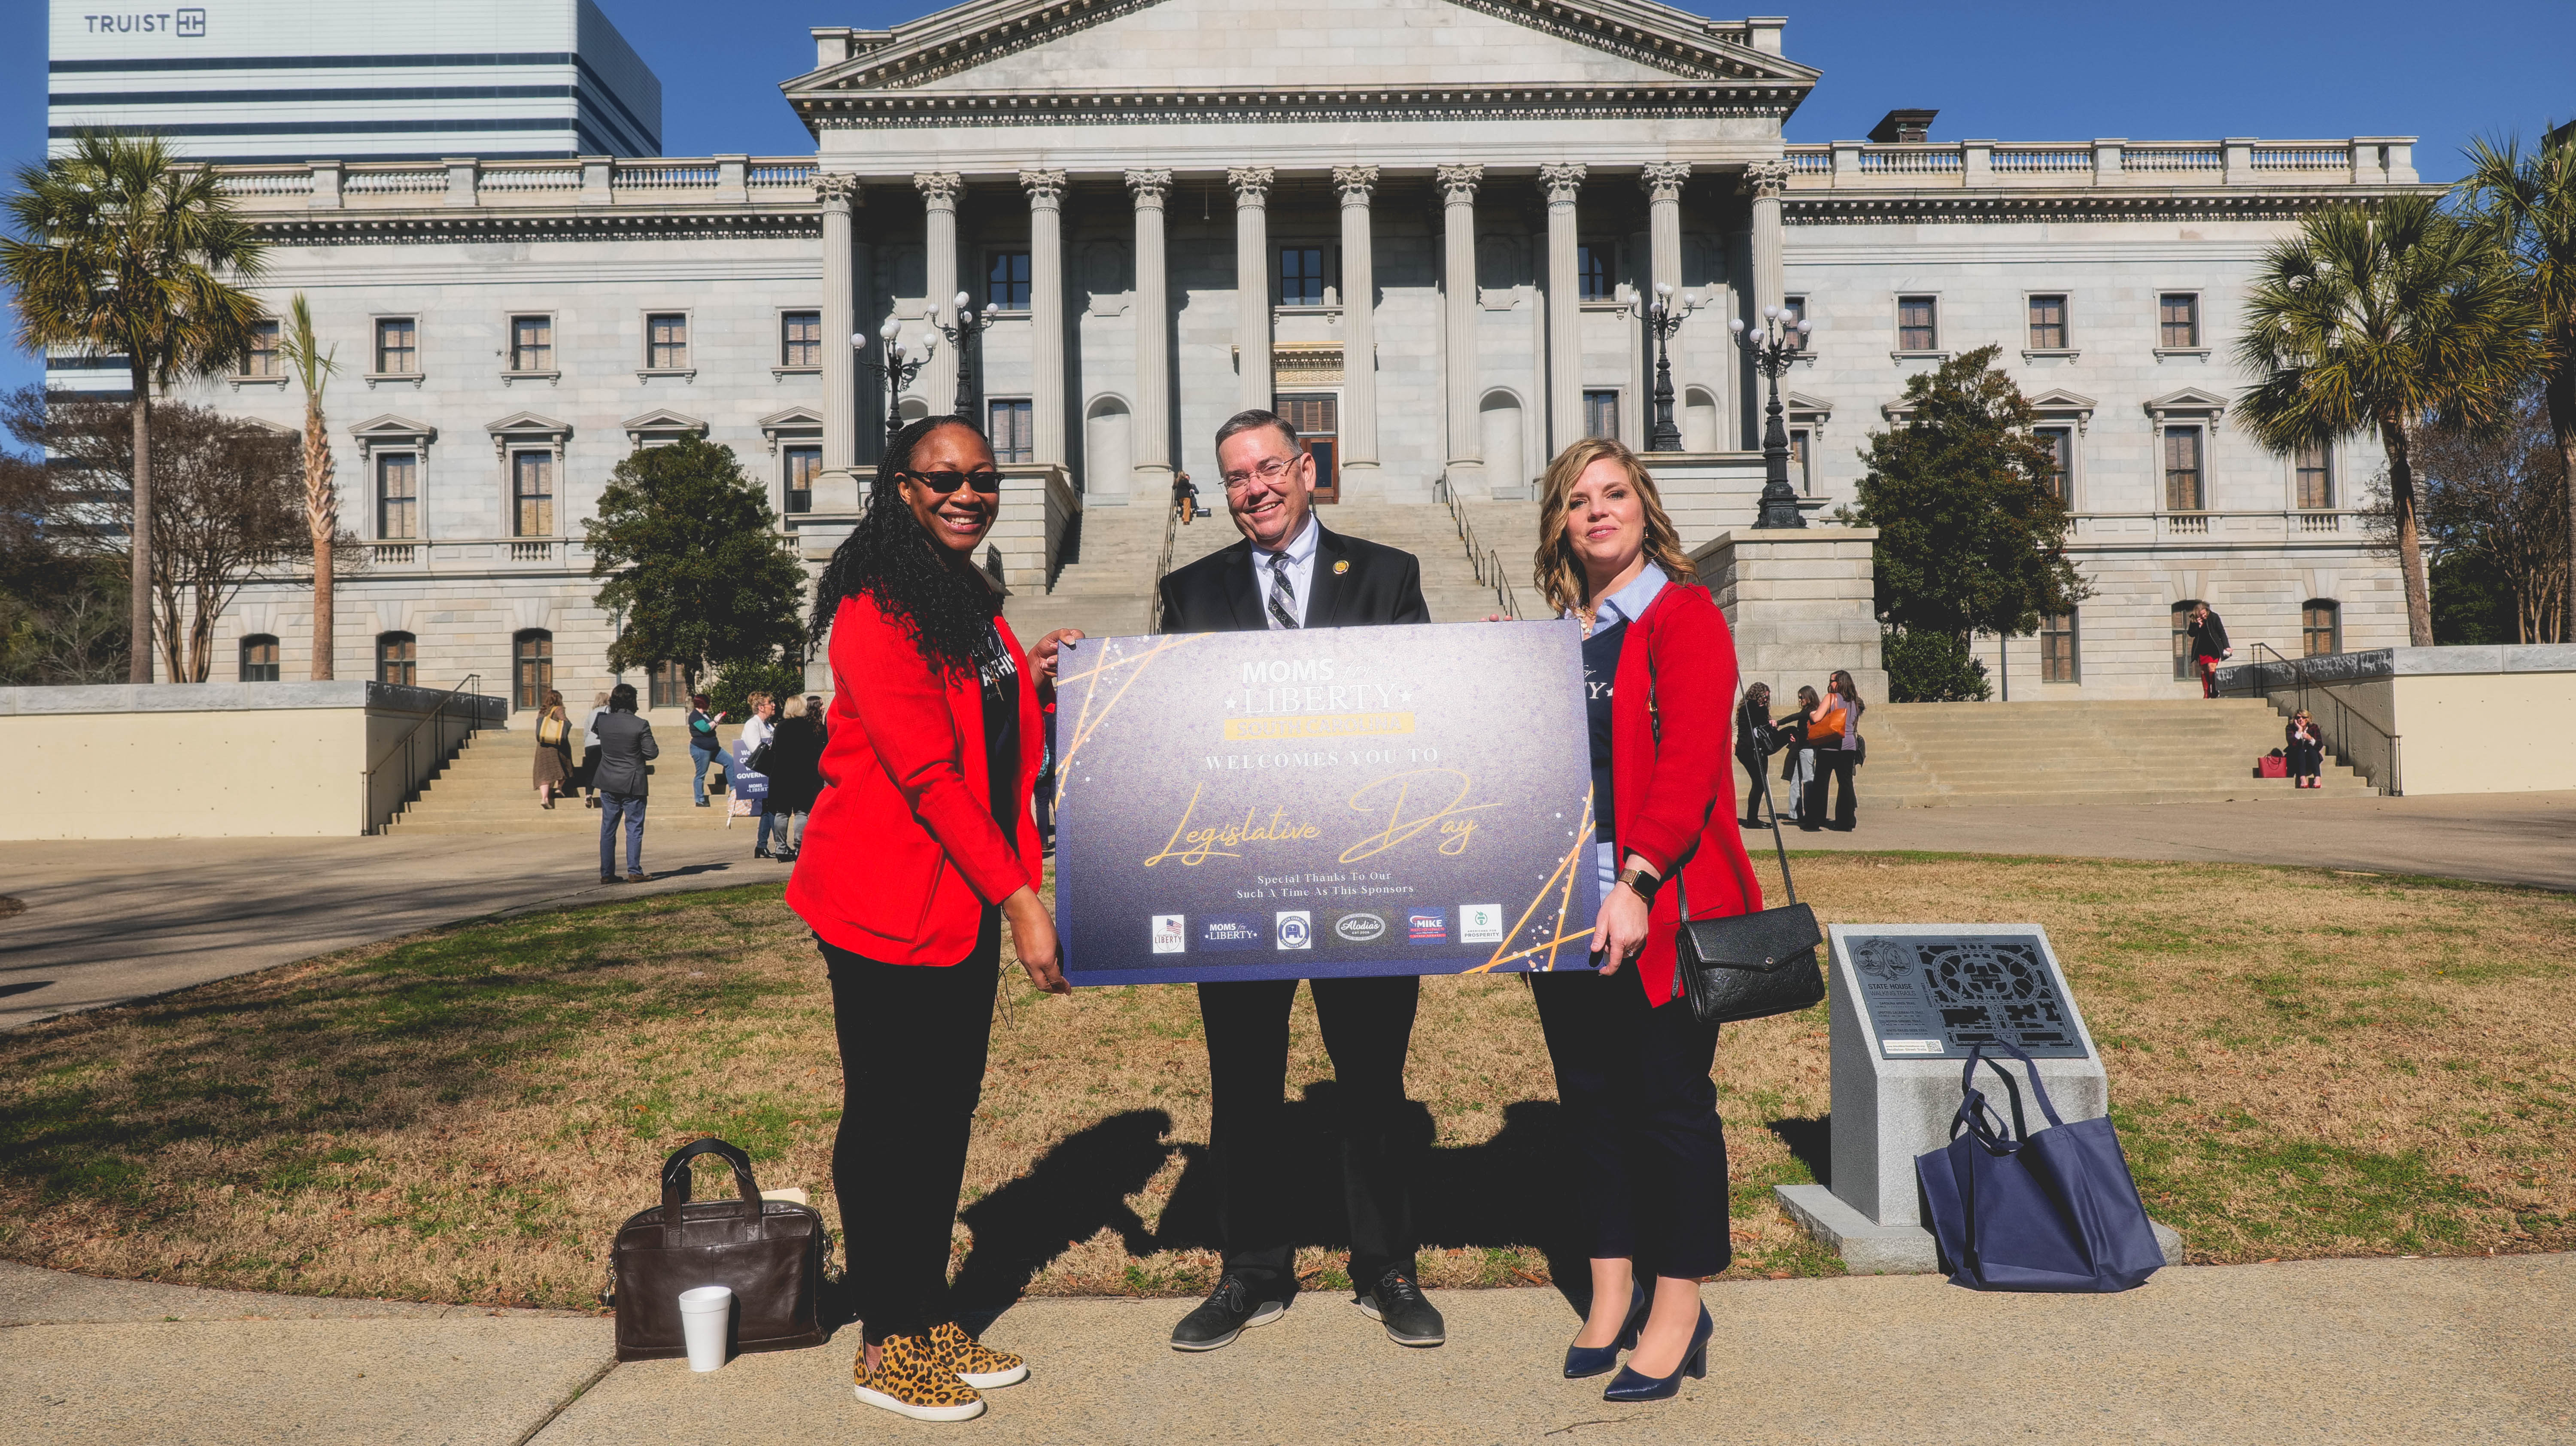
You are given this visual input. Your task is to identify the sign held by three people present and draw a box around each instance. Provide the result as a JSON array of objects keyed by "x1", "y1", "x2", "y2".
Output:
[{"x1": 1050, "y1": 621, "x2": 1603, "y2": 985}]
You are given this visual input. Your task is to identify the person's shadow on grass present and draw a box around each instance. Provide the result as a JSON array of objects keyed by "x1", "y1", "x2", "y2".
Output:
[{"x1": 948, "y1": 1108, "x2": 1176, "y2": 1321}]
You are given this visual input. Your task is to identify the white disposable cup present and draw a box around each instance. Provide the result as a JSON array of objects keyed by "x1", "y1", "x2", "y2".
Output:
[{"x1": 677, "y1": 1285, "x2": 733, "y2": 1372}]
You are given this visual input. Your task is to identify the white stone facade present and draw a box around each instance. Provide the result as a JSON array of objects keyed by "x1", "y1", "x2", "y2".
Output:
[{"x1": 153, "y1": 3, "x2": 2417, "y2": 708}]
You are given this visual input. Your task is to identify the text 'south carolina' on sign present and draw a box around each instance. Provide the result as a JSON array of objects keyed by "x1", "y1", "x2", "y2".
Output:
[{"x1": 1049, "y1": 621, "x2": 1601, "y2": 985}]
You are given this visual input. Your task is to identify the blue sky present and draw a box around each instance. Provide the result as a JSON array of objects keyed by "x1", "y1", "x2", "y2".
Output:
[{"x1": 6, "y1": 0, "x2": 2572, "y2": 396}]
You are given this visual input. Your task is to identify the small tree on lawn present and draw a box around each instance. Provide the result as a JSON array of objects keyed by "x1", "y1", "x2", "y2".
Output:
[
  {"x1": 277, "y1": 293, "x2": 341, "y2": 677},
  {"x1": 587, "y1": 437, "x2": 807, "y2": 693},
  {"x1": 1846, "y1": 345, "x2": 2089, "y2": 701}
]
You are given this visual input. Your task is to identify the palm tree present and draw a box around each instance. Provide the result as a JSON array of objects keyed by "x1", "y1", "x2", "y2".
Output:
[
  {"x1": 2236, "y1": 194, "x2": 2540, "y2": 647},
  {"x1": 1, "y1": 132, "x2": 267, "y2": 683},
  {"x1": 277, "y1": 294, "x2": 340, "y2": 678},
  {"x1": 2458, "y1": 132, "x2": 2576, "y2": 642}
]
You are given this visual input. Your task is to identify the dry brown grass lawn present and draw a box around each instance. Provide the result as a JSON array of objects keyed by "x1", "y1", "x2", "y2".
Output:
[{"x1": 0, "y1": 854, "x2": 2567, "y2": 1312}]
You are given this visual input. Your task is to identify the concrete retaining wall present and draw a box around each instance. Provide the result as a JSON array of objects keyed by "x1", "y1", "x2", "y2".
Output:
[{"x1": 2217, "y1": 645, "x2": 2576, "y2": 796}]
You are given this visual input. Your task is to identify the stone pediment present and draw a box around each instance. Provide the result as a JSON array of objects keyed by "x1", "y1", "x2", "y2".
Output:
[
  {"x1": 789, "y1": 0, "x2": 1813, "y2": 102},
  {"x1": 623, "y1": 409, "x2": 709, "y2": 447},
  {"x1": 2143, "y1": 386, "x2": 2228, "y2": 419}
]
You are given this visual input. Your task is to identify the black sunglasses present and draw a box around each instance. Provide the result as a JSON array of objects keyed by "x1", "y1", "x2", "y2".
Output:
[{"x1": 903, "y1": 468, "x2": 1003, "y2": 495}]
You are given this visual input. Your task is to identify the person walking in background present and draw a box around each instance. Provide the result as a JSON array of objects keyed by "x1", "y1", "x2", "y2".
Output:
[
  {"x1": 741, "y1": 693, "x2": 785, "y2": 858},
  {"x1": 531, "y1": 690, "x2": 573, "y2": 810},
  {"x1": 1734, "y1": 682, "x2": 1780, "y2": 828},
  {"x1": 740, "y1": 691, "x2": 777, "y2": 755},
  {"x1": 575, "y1": 690, "x2": 610, "y2": 809},
  {"x1": 1173, "y1": 470, "x2": 1200, "y2": 526},
  {"x1": 1812, "y1": 668, "x2": 1865, "y2": 831},
  {"x1": 1523, "y1": 436, "x2": 1762, "y2": 1403},
  {"x1": 2286, "y1": 709, "x2": 2325, "y2": 788},
  {"x1": 685, "y1": 693, "x2": 731, "y2": 808},
  {"x1": 2188, "y1": 602, "x2": 2232, "y2": 699},
  {"x1": 763, "y1": 694, "x2": 826, "y2": 863},
  {"x1": 1778, "y1": 686, "x2": 1821, "y2": 824},
  {"x1": 1798, "y1": 684, "x2": 1850, "y2": 831},
  {"x1": 788, "y1": 414, "x2": 1080, "y2": 1423},
  {"x1": 592, "y1": 683, "x2": 658, "y2": 884}
]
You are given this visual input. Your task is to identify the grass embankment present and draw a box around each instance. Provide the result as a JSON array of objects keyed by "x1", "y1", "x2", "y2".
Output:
[{"x1": 0, "y1": 855, "x2": 2567, "y2": 1310}]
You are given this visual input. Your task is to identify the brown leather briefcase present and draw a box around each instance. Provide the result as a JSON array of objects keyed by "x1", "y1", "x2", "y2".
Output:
[{"x1": 610, "y1": 1138, "x2": 829, "y2": 1361}]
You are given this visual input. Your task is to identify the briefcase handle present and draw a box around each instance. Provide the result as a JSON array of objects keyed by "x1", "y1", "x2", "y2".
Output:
[{"x1": 659, "y1": 1137, "x2": 766, "y2": 1248}]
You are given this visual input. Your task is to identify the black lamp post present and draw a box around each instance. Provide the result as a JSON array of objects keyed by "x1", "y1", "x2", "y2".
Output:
[
  {"x1": 1633, "y1": 281, "x2": 1701, "y2": 453},
  {"x1": 854, "y1": 319, "x2": 933, "y2": 445},
  {"x1": 1731, "y1": 304, "x2": 1813, "y2": 529},
  {"x1": 938, "y1": 289, "x2": 993, "y2": 419}
]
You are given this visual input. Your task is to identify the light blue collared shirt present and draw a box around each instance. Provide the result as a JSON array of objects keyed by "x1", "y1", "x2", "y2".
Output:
[{"x1": 1570, "y1": 562, "x2": 1670, "y2": 891}]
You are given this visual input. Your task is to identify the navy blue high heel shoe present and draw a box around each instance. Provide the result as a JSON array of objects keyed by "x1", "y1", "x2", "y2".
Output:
[
  {"x1": 1560, "y1": 1282, "x2": 1650, "y2": 1379},
  {"x1": 1601, "y1": 1304, "x2": 1711, "y2": 1402}
]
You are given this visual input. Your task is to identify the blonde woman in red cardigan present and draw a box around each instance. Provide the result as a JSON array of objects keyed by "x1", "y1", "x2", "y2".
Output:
[
  {"x1": 789, "y1": 415, "x2": 1078, "y2": 1423},
  {"x1": 1526, "y1": 436, "x2": 1765, "y2": 1403}
]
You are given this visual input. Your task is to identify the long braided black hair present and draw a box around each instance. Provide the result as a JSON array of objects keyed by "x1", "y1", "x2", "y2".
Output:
[{"x1": 809, "y1": 415, "x2": 998, "y2": 676}]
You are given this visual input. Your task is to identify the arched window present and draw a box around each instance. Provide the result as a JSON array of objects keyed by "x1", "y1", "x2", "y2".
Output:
[
  {"x1": 376, "y1": 632, "x2": 417, "y2": 687},
  {"x1": 2170, "y1": 601, "x2": 2204, "y2": 681},
  {"x1": 2302, "y1": 600, "x2": 2340, "y2": 657},
  {"x1": 514, "y1": 630, "x2": 554, "y2": 710},
  {"x1": 239, "y1": 634, "x2": 279, "y2": 682}
]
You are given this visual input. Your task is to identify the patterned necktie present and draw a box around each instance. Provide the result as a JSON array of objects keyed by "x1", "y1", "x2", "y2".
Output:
[{"x1": 1267, "y1": 550, "x2": 1300, "y2": 631}]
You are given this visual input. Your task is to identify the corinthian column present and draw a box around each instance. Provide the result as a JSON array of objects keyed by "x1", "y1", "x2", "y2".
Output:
[
  {"x1": 1641, "y1": 163, "x2": 1689, "y2": 299},
  {"x1": 1127, "y1": 168, "x2": 1174, "y2": 489},
  {"x1": 1437, "y1": 164, "x2": 1483, "y2": 494},
  {"x1": 1740, "y1": 160, "x2": 1790, "y2": 323},
  {"x1": 1540, "y1": 164, "x2": 1586, "y2": 455},
  {"x1": 915, "y1": 171, "x2": 963, "y2": 418},
  {"x1": 817, "y1": 173, "x2": 860, "y2": 505},
  {"x1": 1020, "y1": 169, "x2": 1067, "y2": 466},
  {"x1": 1334, "y1": 165, "x2": 1380, "y2": 489},
  {"x1": 1230, "y1": 166, "x2": 1275, "y2": 413}
]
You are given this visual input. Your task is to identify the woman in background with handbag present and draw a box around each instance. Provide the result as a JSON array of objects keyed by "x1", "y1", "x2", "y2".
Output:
[
  {"x1": 531, "y1": 690, "x2": 573, "y2": 810},
  {"x1": 1525, "y1": 437, "x2": 1766, "y2": 1403},
  {"x1": 790, "y1": 415, "x2": 1080, "y2": 1424}
]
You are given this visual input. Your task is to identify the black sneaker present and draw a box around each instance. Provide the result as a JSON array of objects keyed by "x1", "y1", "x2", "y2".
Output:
[
  {"x1": 1355, "y1": 1267, "x2": 1445, "y2": 1347},
  {"x1": 1170, "y1": 1273, "x2": 1288, "y2": 1352}
]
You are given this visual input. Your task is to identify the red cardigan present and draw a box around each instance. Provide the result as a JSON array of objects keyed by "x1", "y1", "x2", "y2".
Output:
[
  {"x1": 786, "y1": 593, "x2": 1044, "y2": 966},
  {"x1": 1610, "y1": 582, "x2": 1767, "y2": 1007}
]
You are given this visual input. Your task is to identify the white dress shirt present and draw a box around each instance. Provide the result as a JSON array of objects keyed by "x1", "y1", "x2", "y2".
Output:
[
  {"x1": 1255, "y1": 512, "x2": 1322, "y2": 630},
  {"x1": 739, "y1": 713, "x2": 775, "y2": 754}
]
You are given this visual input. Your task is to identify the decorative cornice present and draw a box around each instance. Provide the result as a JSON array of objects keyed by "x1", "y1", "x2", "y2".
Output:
[
  {"x1": 1539, "y1": 163, "x2": 1587, "y2": 205},
  {"x1": 815, "y1": 172, "x2": 861, "y2": 207},
  {"x1": 1738, "y1": 158, "x2": 1791, "y2": 200},
  {"x1": 1333, "y1": 165, "x2": 1380, "y2": 205},
  {"x1": 793, "y1": 0, "x2": 1810, "y2": 97},
  {"x1": 1437, "y1": 164, "x2": 1484, "y2": 206},
  {"x1": 1783, "y1": 189, "x2": 2416, "y2": 226},
  {"x1": 1639, "y1": 161, "x2": 1691, "y2": 203},
  {"x1": 803, "y1": 84, "x2": 1796, "y2": 131},
  {"x1": 1228, "y1": 166, "x2": 1276, "y2": 205},
  {"x1": 913, "y1": 170, "x2": 963, "y2": 208},
  {"x1": 1018, "y1": 167, "x2": 1068, "y2": 207},
  {"x1": 241, "y1": 211, "x2": 820, "y2": 246},
  {"x1": 1124, "y1": 168, "x2": 1173, "y2": 206}
]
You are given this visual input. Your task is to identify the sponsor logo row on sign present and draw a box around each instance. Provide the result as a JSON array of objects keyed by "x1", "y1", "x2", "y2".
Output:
[{"x1": 1147, "y1": 905, "x2": 1505, "y2": 954}]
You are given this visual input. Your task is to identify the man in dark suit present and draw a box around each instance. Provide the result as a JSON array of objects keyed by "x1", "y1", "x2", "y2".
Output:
[{"x1": 1158, "y1": 408, "x2": 1443, "y2": 1353}]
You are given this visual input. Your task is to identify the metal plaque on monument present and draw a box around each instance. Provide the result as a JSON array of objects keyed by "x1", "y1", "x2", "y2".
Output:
[{"x1": 1774, "y1": 923, "x2": 2179, "y2": 1273}]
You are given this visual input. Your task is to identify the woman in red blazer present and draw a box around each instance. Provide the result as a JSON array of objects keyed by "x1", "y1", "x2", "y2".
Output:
[
  {"x1": 789, "y1": 415, "x2": 1078, "y2": 1424},
  {"x1": 1527, "y1": 437, "x2": 1765, "y2": 1404}
]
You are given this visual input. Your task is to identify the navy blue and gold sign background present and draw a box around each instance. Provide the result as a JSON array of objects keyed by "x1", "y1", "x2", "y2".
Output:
[{"x1": 1051, "y1": 621, "x2": 1601, "y2": 985}]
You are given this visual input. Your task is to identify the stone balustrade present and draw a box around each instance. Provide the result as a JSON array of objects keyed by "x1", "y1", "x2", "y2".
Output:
[
  {"x1": 1786, "y1": 137, "x2": 2417, "y2": 189},
  {"x1": 206, "y1": 156, "x2": 819, "y2": 211}
]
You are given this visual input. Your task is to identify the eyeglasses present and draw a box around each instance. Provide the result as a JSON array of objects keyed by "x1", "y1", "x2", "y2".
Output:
[
  {"x1": 903, "y1": 469, "x2": 1003, "y2": 495},
  {"x1": 1220, "y1": 455, "x2": 1299, "y2": 492}
]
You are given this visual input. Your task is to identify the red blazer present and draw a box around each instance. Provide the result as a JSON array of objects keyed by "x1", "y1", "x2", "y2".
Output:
[
  {"x1": 1610, "y1": 582, "x2": 1767, "y2": 1008},
  {"x1": 786, "y1": 593, "x2": 1044, "y2": 966}
]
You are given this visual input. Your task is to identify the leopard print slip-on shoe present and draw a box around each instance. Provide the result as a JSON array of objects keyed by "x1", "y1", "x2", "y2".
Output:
[
  {"x1": 929, "y1": 1319, "x2": 1029, "y2": 1389},
  {"x1": 855, "y1": 1331, "x2": 986, "y2": 1423}
]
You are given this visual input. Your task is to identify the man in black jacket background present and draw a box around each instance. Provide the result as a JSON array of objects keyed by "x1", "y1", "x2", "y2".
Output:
[{"x1": 1156, "y1": 408, "x2": 1443, "y2": 1354}]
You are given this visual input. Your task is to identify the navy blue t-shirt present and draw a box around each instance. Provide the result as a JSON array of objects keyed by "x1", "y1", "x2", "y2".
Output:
[{"x1": 1581, "y1": 619, "x2": 1628, "y2": 843}]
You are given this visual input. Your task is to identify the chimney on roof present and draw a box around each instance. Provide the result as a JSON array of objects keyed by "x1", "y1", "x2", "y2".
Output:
[{"x1": 1868, "y1": 109, "x2": 1938, "y2": 144}]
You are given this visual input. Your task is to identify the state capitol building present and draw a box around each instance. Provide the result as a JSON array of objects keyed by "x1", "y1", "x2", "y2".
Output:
[{"x1": 49, "y1": 0, "x2": 2418, "y2": 707}]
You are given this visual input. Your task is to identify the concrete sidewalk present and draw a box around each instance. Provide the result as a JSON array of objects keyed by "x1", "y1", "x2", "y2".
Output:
[{"x1": 6, "y1": 1255, "x2": 2568, "y2": 1445}]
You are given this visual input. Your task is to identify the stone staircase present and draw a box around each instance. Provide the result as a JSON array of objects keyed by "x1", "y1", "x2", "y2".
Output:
[
  {"x1": 386, "y1": 724, "x2": 759, "y2": 835},
  {"x1": 1844, "y1": 699, "x2": 2376, "y2": 810}
]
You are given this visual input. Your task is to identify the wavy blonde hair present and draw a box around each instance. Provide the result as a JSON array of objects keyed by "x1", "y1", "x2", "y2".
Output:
[{"x1": 1532, "y1": 436, "x2": 1697, "y2": 619}]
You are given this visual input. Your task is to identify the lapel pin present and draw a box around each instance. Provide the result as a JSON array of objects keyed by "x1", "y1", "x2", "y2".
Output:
[{"x1": 1333, "y1": 560, "x2": 1350, "y2": 574}]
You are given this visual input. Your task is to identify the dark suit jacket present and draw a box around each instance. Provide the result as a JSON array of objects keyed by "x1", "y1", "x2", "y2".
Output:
[
  {"x1": 592, "y1": 710, "x2": 660, "y2": 796},
  {"x1": 1156, "y1": 521, "x2": 1432, "y2": 634}
]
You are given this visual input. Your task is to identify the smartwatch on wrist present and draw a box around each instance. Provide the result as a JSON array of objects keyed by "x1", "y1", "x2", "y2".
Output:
[{"x1": 1616, "y1": 866, "x2": 1660, "y2": 902}]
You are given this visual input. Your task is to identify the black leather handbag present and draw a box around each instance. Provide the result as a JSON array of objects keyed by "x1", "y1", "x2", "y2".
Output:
[
  {"x1": 610, "y1": 1138, "x2": 829, "y2": 1362},
  {"x1": 1671, "y1": 705, "x2": 1825, "y2": 1026}
]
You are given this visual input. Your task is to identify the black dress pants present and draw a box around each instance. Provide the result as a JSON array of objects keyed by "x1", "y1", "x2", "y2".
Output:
[
  {"x1": 1807, "y1": 749, "x2": 1857, "y2": 829},
  {"x1": 1736, "y1": 746, "x2": 1772, "y2": 825},
  {"x1": 823, "y1": 911, "x2": 998, "y2": 1345},
  {"x1": 1528, "y1": 967, "x2": 1730, "y2": 1281},
  {"x1": 1198, "y1": 974, "x2": 1421, "y2": 1293}
]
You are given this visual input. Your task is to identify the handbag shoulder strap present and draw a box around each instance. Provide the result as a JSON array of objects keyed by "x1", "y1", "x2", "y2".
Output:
[{"x1": 1668, "y1": 679, "x2": 1800, "y2": 950}]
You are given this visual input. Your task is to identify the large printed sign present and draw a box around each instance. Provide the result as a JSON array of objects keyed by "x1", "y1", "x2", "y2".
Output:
[{"x1": 1052, "y1": 622, "x2": 1601, "y2": 985}]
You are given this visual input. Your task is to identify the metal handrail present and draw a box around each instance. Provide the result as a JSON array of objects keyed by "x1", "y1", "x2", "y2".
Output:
[
  {"x1": 1439, "y1": 477, "x2": 1524, "y2": 619},
  {"x1": 1147, "y1": 487, "x2": 1182, "y2": 632},
  {"x1": 2224, "y1": 643, "x2": 2402, "y2": 795},
  {"x1": 361, "y1": 673, "x2": 485, "y2": 832}
]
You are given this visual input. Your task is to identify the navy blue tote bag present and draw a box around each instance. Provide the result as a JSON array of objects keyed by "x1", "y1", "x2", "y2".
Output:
[{"x1": 1915, "y1": 1042, "x2": 2165, "y2": 1293}]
